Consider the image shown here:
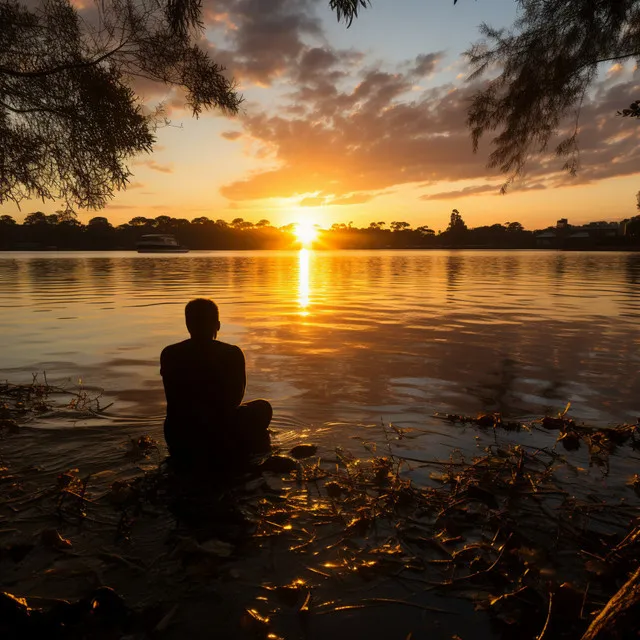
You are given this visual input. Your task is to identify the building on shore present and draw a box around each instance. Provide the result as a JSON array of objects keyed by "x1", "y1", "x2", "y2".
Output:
[{"x1": 536, "y1": 219, "x2": 624, "y2": 249}]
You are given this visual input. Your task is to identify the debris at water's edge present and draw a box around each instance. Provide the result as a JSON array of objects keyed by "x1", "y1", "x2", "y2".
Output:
[{"x1": 1, "y1": 379, "x2": 639, "y2": 639}]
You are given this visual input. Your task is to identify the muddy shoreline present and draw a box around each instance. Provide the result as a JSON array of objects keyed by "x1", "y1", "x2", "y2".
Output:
[{"x1": 1, "y1": 380, "x2": 639, "y2": 639}]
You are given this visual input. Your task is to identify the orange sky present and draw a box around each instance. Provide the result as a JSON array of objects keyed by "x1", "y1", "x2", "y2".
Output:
[{"x1": 5, "y1": 0, "x2": 640, "y2": 231}]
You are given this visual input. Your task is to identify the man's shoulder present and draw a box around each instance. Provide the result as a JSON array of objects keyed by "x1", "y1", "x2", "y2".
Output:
[
  {"x1": 214, "y1": 340, "x2": 244, "y2": 357},
  {"x1": 161, "y1": 339, "x2": 243, "y2": 357},
  {"x1": 161, "y1": 340, "x2": 191, "y2": 359}
]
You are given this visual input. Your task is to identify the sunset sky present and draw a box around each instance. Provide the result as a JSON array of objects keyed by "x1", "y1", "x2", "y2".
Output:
[{"x1": 7, "y1": 0, "x2": 640, "y2": 231}]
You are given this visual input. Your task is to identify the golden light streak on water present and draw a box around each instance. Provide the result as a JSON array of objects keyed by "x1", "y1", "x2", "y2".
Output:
[{"x1": 298, "y1": 248, "x2": 310, "y2": 314}]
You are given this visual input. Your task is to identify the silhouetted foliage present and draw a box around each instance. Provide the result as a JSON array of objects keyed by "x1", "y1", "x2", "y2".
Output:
[
  {"x1": 330, "y1": 0, "x2": 370, "y2": 27},
  {"x1": 466, "y1": 0, "x2": 640, "y2": 189},
  {"x1": 1, "y1": 0, "x2": 241, "y2": 210},
  {"x1": 447, "y1": 209, "x2": 467, "y2": 232},
  {"x1": 0, "y1": 212, "x2": 542, "y2": 250},
  {"x1": 618, "y1": 100, "x2": 640, "y2": 119},
  {"x1": 625, "y1": 215, "x2": 640, "y2": 238},
  {"x1": 439, "y1": 208, "x2": 465, "y2": 243},
  {"x1": 4, "y1": 211, "x2": 635, "y2": 251}
]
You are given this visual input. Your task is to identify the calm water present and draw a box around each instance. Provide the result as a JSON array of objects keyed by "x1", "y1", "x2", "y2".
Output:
[
  {"x1": 1, "y1": 249, "x2": 639, "y2": 636},
  {"x1": 1, "y1": 250, "x2": 639, "y2": 456}
]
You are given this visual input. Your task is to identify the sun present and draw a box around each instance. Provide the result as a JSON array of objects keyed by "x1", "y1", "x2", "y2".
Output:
[{"x1": 294, "y1": 220, "x2": 318, "y2": 246}]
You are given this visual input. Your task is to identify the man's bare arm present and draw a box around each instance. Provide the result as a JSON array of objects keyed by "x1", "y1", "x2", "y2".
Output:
[{"x1": 228, "y1": 347, "x2": 246, "y2": 408}]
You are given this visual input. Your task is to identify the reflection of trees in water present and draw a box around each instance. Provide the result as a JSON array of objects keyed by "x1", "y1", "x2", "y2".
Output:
[
  {"x1": 128, "y1": 258, "x2": 177, "y2": 291},
  {"x1": 229, "y1": 256, "x2": 249, "y2": 288},
  {"x1": 389, "y1": 255, "x2": 410, "y2": 279},
  {"x1": 579, "y1": 255, "x2": 602, "y2": 281},
  {"x1": 326, "y1": 254, "x2": 356, "y2": 287},
  {"x1": 0, "y1": 259, "x2": 23, "y2": 296},
  {"x1": 126, "y1": 257, "x2": 221, "y2": 293},
  {"x1": 192, "y1": 258, "x2": 233, "y2": 292},
  {"x1": 363, "y1": 256, "x2": 383, "y2": 288},
  {"x1": 547, "y1": 253, "x2": 638, "y2": 286},
  {"x1": 27, "y1": 259, "x2": 83, "y2": 305},
  {"x1": 552, "y1": 254, "x2": 566, "y2": 284},
  {"x1": 27, "y1": 258, "x2": 82, "y2": 282},
  {"x1": 122, "y1": 255, "x2": 306, "y2": 311},
  {"x1": 625, "y1": 254, "x2": 640, "y2": 288},
  {"x1": 445, "y1": 254, "x2": 463, "y2": 302},
  {"x1": 620, "y1": 255, "x2": 640, "y2": 325},
  {"x1": 87, "y1": 259, "x2": 115, "y2": 299},
  {"x1": 502, "y1": 255, "x2": 522, "y2": 282}
]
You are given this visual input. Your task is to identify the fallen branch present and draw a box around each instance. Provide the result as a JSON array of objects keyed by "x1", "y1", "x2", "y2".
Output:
[{"x1": 581, "y1": 567, "x2": 640, "y2": 640}]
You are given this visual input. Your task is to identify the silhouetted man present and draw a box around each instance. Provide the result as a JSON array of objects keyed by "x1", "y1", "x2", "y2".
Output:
[{"x1": 161, "y1": 298, "x2": 272, "y2": 471}]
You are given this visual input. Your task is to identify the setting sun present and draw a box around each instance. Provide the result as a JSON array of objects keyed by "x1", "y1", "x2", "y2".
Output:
[{"x1": 294, "y1": 221, "x2": 318, "y2": 246}]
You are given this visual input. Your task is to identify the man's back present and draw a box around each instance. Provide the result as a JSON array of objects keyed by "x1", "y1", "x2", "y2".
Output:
[
  {"x1": 161, "y1": 338, "x2": 246, "y2": 456},
  {"x1": 161, "y1": 299, "x2": 272, "y2": 470}
]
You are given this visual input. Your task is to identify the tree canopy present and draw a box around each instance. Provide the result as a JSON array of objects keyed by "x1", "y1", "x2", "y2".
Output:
[
  {"x1": 337, "y1": 1, "x2": 640, "y2": 188},
  {"x1": 466, "y1": 0, "x2": 640, "y2": 188},
  {"x1": 0, "y1": 211, "x2": 536, "y2": 250},
  {"x1": 3, "y1": 0, "x2": 637, "y2": 210},
  {"x1": 1, "y1": 0, "x2": 240, "y2": 210},
  {"x1": 0, "y1": 0, "x2": 385, "y2": 211},
  {"x1": 3, "y1": 209, "x2": 637, "y2": 250}
]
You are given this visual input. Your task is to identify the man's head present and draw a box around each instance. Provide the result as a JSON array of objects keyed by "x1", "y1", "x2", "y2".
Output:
[{"x1": 185, "y1": 298, "x2": 220, "y2": 340}]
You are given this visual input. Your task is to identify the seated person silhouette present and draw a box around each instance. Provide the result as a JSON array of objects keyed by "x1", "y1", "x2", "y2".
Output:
[{"x1": 161, "y1": 298, "x2": 272, "y2": 473}]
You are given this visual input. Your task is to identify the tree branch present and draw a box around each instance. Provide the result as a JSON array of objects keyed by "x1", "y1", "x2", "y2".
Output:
[
  {"x1": 577, "y1": 51, "x2": 640, "y2": 73},
  {"x1": 0, "y1": 101, "x2": 70, "y2": 117},
  {"x1": 0, "y1": 42, "x2": 129, "y2": 78}
]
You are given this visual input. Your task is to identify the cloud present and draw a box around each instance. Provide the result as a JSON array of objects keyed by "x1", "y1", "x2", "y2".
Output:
[
  {"x1": 103, "y1": 204, "x2": 138, "y2": 210},
  {"x1": 297, "y1": 47, "x2": 340, "y2": 83},
  {"x1": 422, "y1": 182, "x2": 547, "y2": 200},
  {"x1": 218, "y1": 45, "x2": 640, "y2": 204},
  {"x1": 295, "y1": 46, "x2": 363, "y2": 85},
  {"x1": 204, "y1": 0, "x2": 322, "y2": 85},
  {"x1": 219, "y1": 75, "x2": 492, "y2": 201},
  {"x1": 72, "y1": 0, "x2": 324, "y2": 114},
  {"x1": 134, "y1": 160, "x2": 174, "y2": 174},
  {"x1": 607, "y1": 63, "x2": 624, "y2": 77},
  {"x1": 78, "y1": 0, "x2": 640, "y2": 202},
  {"x1": 330, "y1": 193, "x2": 374, "y2": 205},
  {"x1": 299, "y1": 196, "x2": 325, "y2": 206},
  {"x1": 409, "y1": 52, "x2": 443, "y2": 78},
  {"x1": 421, "y1": 184, "x2": 499, "y2": 200},
  {"x1": 187, "y1": 1, "x2": 640, "y2": 203}
]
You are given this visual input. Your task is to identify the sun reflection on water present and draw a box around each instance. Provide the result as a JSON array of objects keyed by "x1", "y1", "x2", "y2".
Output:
[{"x1": 298, "y1": 248, "x2": 310, "y2": 314}]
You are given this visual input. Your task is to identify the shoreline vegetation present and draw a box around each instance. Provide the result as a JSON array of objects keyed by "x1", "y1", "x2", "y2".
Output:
[
  {"x1": 1, "y1": 211, "x2": 640, "y2": 252},
  {"x1": 1, "y1": 377, "x2": 639, "y2": 638}
]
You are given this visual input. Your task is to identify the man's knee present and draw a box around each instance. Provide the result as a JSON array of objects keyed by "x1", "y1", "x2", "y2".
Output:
[{"x1": 251, "y1": 399, "x2": 272, "y2": 426}]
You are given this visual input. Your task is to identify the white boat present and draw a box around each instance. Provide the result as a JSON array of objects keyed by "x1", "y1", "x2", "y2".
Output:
[{"x1": 136, "y1": 234, "x2": 189, "y2": 253}]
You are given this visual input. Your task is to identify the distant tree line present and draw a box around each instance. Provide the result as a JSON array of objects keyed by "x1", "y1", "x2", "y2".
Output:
[{"x1": 1, "y1": 209, "x2": 638, "y2": 251}]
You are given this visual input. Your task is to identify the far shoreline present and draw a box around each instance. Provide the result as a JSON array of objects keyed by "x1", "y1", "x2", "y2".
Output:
[{"x1": 2, "y1": 246, "x2": 640, "y2": 252}]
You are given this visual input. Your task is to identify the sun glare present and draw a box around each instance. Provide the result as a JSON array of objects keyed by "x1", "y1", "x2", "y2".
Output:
[
  {"x1": 298, "y1": 248, "x2": 310, "y2": 313},
  {"x1": 294, "y1": 221, "x2": 318, "y2": 246}
]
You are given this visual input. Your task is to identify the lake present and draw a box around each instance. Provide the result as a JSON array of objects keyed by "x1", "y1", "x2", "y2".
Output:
[
  {"x1": 1, "y1": 247, "x2": 639, "y2": 481},
  {"x1": 1, "y1": 250, "x2": 639, "y2": 434},
  {"x1": 1, "y1": 249, "x2": 639, "y2": 638}
]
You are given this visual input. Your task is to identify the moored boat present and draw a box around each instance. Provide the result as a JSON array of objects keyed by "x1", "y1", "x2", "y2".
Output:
[{"x1": 136, "y1": 234, "x2": 189, "y2": 253}]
